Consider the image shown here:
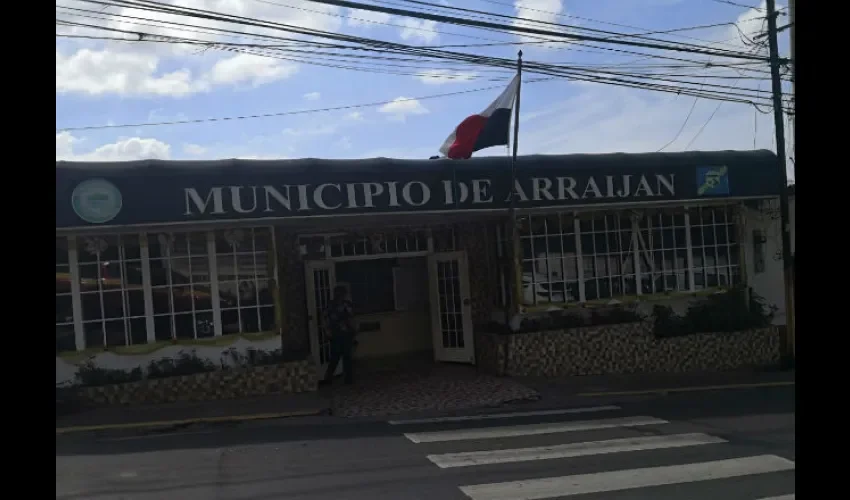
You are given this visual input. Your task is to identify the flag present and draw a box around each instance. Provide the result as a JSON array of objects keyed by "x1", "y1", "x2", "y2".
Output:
[{"x1": 438, "y1": 75, "x2": 520, "y2": 160}]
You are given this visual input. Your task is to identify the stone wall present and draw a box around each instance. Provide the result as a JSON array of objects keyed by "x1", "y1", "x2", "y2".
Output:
[
  {"x1": 76, "y1": 360, "x2": 317, "y2": 406},
  {"x1": 276, "y1": 230, "x2": 309, "y2": 353},
  {"x1": 456, "y1": 221, "x2": 502, "y2": 324},
  {"x1": 476, "y1": 322, "x2": 781, "y2": 377}
]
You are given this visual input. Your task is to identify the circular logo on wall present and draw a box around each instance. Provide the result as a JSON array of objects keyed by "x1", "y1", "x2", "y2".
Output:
[{"x1": 71, "y1": 179, "x2": 123, "y2": 224}]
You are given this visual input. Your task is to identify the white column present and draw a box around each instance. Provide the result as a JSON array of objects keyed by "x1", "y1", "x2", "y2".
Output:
[
  {"x1": 140, "y1": 233, "x2": 156, "y2": 343},
  {"x1": 684, "y1": 212, "x2": 697, "y2": 292},
  {"x1": 573, "y1": 217, "x2": 586, "y2": 303},
  {"x1": 67, "y1": 236, "x2": 85, "y2": 351},
  {"x1": 632, "y1": 215, "x2": 642, "y2": 296},
  {"x1": 207, "y1": 231, "x2": 223, "y2": 337}
]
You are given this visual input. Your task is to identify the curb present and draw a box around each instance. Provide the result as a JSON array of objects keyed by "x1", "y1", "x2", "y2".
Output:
[
  {"x1": 575, "y1": 380, "x2": 795, "y2": 398},
  {"x1": 56, "y1": 408, "x2": 329, "y2": 435}
]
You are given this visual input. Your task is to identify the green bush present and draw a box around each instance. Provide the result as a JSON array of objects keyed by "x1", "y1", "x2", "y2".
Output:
[
  {"x1": 146, "y1": 350, "x2": 216, "y2": 380},
  {"x1": 72, "y1": 347, "x2": 306, "y2": 388},
  {"x1": 653, "y1": 287, "x2": 775, "y2": 339},
  {"x1": 75, "y1": 360, "x2": 143, "y2": 387}
]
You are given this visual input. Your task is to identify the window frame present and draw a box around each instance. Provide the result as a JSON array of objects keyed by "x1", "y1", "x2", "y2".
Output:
[
  {"x1": 55, "y1": 226, "x2": 278, "y2": 353},
  {"x1": 508, "y1": 203, "x2": 744, "y2": 309}
]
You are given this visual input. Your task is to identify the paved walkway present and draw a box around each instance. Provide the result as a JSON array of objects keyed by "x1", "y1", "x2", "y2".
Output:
[
  {"x1": 56, "y1": 391, "x2": 332, "y2": 433},
  {"x1": 56, "y1": 368, "x2": 794, "y2": 434}
]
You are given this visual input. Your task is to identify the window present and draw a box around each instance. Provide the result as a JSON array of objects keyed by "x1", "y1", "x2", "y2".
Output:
[
  {"x1": 636, "y1": 211, "x2": 690, "y2": 294},
  {"x1": 299, "y1": 229, "x2": 432, "y2": 259},
  {"x1": 336, "y1": 259, "x2": 397, "y2": 314},
  {"x1": 689, "y1": 206, "x2": 741, "y2": 289},
  {"x1": 214, "y1": 228, "x2": 275, "y2": 335},
  {"x1": 77, "y1": 235, "x2": 148, "y2": 348},
  {"x1": 516, "y1": 205, "x2": 742, "y2": 306},
  {"x1": 56, "y1": 226, "x2": 278, "y2": 352},
  {"x1": 56, "y1": 237, "x2": 75, "y2": 352},
  {"x1": 579, "y1": 214, "x2": 636, "y2": 301},
  {"x1": 148, "y1": 232, "x2": 215, "y2": 340},
  {"x1": 519, "y1": 214, "x2": 580, "y2": 305}
]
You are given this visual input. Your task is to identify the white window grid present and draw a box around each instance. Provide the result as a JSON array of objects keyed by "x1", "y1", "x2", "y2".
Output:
[
  {"x1": 55, "y1": 226, "x2": 277, "y2": 352},
  {"x1": 215, "y1": 228, "x2": 275, "y2": 336},
  {"x1": 688, "y1": 206, "x2": 741, "y2": 289},
  {"x1": 508, "y1": 204, "x2": 743, "y2": 307},
  {"x1": 149, "y1": 231, "x2": 215, "y2": 340},
  {"x1": 299, "y1": 229, "x2": 436, "y2": 260},
  {"x1": 77, "y1": 235, "x2": 148, "y2": 348},
  {"x1": 519, "y1": 214, "x2": 581, "y2": 305},
  {"x1": 580, "y1": 213, "x2": 637, "y2": 302},
  {"x1": 636, "y1": 212, "x2": 690, "y2": 294},
  {"x1": 436, "y1": 259, "x2": 465, "y2": 349},
  {"x1": 56, "y1": 238, "x2": 75, "y2": 352}
]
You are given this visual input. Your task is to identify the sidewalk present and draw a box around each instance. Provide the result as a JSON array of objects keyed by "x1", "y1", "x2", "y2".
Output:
[
  {"x1": 56, "y1": 369, "x2": 795, "y2": 434},
  {"x1": 513, "y1": 369, "x2": 795, "y2": 407},
  {"x1": 56, "y1": 391, "x2": 332, "y2": 435}
]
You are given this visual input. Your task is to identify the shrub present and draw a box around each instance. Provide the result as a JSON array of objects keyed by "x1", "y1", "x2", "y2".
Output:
[{"x1": 653, "y1": 287, "x2": 775, "y2": 338}]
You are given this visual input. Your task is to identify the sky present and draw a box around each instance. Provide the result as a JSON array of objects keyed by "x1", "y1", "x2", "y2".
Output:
[{"x1": 55, "y1": 0, "x2": 793, "y2": 180}]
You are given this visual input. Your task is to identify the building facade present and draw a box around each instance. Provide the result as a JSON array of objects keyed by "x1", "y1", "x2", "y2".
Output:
[{"x1": 55, "y1": 151, "x2": 787, "y2": 385}]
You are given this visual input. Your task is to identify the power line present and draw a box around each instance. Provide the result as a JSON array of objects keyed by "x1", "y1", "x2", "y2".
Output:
[
  {"x1": 57, "y1": 21, "x2": 784, "y2": 107},
  {"x1": 710, "y1": 0, "x2": 764, "y2": 11},
  {"x1": 471, "y1": 0, "x2": 768, "y2": 49},
  {"x1": 56, "y1": 81, "x2": 550, "y2": 132},
  {"x1": 300, "y1": 0, "x2": 771, "y2": 59},
  {"x1": 76, "y1": 0, "x2": 772, "y2": 61},
  {"x1": 58, "y1": 0, "x2": 790, "y2": 112}
]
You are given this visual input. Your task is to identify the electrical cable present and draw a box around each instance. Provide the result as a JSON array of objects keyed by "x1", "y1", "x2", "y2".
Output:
[
  {"x1": 57, "y1": 80, "x2": 552, "y2": 132},
  {"x1": 74, "y1": 0, "x2": 773, "y2": 61}
]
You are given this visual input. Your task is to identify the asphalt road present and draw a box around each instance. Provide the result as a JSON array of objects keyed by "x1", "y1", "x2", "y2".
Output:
[{"x1": 56, "y1": 385, "x2": 795, "y2": 500}]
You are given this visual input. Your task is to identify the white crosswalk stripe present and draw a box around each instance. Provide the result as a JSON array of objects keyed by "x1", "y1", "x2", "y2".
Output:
[
  {"x1": 427, "y1": 432, "x2": 726, "y2": 468},
  {"x1": 388, "y1": 406, "x2": 621, "y2": 425},
  {"x1": 395, "y1": 406, "x2": 794, "y2": 499},
  {"x1": 403, "y1": 415, "x2": 667, "y2": 443},
  {"x1": 459, "y1": 455, "x2": 795, "y2": 500}
]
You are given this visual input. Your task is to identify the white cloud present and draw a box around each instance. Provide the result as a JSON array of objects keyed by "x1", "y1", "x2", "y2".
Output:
[
  {"x1": 182, "y1": 143, "x2": 207, "y2": 156},
  {"x1": 303, "y1": 91, "x2": 321, "y2": 101},
  {"x1": 512, "y1": 83, "x2": 794, "y2": 180},
  {"x1": 56, "y1": 49, "x2": 203, "y2": 97},
  {"x1": 378, "y1": 97, "x2": 430, "y2": 121},
  {"x1": 282, "y1": 125, "x2": 338, "y2": 137},
  {"x1": 205, "y1": 54, "x2": 298, "y2": 88},
  {"x1": 347, "y1": 111, "x2": 364, "y2": 120},
  {"x1": 56, "y1": 49, "x2": 298, "y2": 97},
  {"x1": 399, "y1": 19, "x2": 439, "y2": 43},
  {"x1": 416, "y1": 69, "x2": 478, "y2": 85},
  {"x1": 346, "y1": 8, "x2": 393, "y2": 28},
  {"x1": 57, "y1": 132, "x2": 172, "y2": 161},
  {"x1": 55, "y1": 0, "x2": 341, "y2": 97},
  {"x1": 511, "y1": 0, "x2": 570, "y2": 47}
]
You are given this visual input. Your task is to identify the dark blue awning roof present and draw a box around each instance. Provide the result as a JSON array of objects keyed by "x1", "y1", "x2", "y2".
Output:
[
  {"x1": 56, "y1": 149, "x2": 778, "y2": 176},
  {"x1": 56, "y1": 150, "x2": 781, "y2": 230}
]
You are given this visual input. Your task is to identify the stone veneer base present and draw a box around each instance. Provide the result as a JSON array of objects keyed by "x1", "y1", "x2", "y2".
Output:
[
  {"x1": 76, "y1": 359, "x2": 317, "y2": 406},
  {"x1": 475, "y1": 322, "x2": 781, "y2": 377}
]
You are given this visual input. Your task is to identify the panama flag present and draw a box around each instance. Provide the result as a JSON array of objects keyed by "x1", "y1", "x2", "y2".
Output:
[{"x1": 438, "y1": 75, "x2": 520, "y2": 160}]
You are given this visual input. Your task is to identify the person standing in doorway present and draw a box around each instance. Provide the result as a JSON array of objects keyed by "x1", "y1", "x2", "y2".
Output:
[{"x1": 321, "y1": 285, "x2": 356, "y2": 385}]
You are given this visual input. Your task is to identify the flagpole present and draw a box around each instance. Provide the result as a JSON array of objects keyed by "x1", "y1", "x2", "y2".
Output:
[{"x1": 508, "y1": 50, "x2": 523, "y2": 324}]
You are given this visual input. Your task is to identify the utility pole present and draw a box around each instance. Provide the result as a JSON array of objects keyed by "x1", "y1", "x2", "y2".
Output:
[
  {"x1": 789, "y1": 0, "x2": 795, "y2": 160},
  {"x1": 765, "y1": 0, "x2": 795, "y2": 365}
]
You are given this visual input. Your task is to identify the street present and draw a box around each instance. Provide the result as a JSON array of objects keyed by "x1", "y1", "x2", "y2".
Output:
[{"x1": 56, "y1": 384, "x2": 794, "y2": 500}]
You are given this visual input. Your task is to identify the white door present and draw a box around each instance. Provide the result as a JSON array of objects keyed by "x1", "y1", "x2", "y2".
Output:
[
  {"x1": 428, "y1": 251, "x2": 475, "y2": 364},
  {"x1": 305, "y1": 261, "x2": 340, "y2": 375}
]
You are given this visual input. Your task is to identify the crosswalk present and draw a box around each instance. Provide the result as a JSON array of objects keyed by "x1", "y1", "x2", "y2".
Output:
[{"x1": 389, "y1": 405, "x2": 795, "y2": 500}]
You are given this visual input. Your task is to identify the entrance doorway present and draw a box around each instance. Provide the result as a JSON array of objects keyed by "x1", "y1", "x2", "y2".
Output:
[
  {"x1": 428, "y1": 251, "x2": 475, "y2": 364},
  {"x1": 304, "y1": 251, "x2": 475, "y2": 374}
]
